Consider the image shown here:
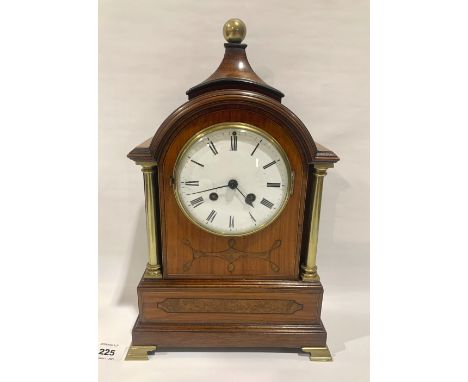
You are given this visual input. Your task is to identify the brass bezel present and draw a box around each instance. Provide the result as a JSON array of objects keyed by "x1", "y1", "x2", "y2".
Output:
[{"x1": 173, "y1": 122, "x2": 292, "y2": 237}]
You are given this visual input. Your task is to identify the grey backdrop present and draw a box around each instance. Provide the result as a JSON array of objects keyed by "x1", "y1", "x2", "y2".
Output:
[{"x1": 99, "y1": 1, "x2": 369, "y2": 381}]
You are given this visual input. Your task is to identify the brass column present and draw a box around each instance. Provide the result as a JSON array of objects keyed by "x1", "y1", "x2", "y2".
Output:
[
  {"x1": 301, "y1": 163, "x2": 332, "y2": 282},
  {"x1": 138, "y1": 162, "x2": 162, "y2": 279}
]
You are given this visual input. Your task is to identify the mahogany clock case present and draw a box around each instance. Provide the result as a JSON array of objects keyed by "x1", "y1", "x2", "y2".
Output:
[
  {"x1": 127, "y1": 23, "x2": 339, "y2": 351},
  {"x1": 129, "y1": 90, "x2": 338, "y2": 279},
  {"x1": 128, "y1": 96, "x2": 337, "y2": 348}
]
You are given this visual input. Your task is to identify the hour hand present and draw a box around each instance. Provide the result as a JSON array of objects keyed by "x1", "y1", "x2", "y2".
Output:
[
  {"x1": 245, "y1": 193, "x2": 256, "y2": 207},
  {"x1": 235, "y1": 186, "x2": 254, "y2": 207}
]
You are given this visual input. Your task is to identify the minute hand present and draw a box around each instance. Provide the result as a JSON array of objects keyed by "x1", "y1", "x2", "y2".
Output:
[{"x1": 186, "y1": 184, "x2": 229, "y2": 195}]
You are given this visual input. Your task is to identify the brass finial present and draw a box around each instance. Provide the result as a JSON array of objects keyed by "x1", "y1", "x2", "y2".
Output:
[{"x1": 223, "y1": 18, "x2": 246, "y2": 43}]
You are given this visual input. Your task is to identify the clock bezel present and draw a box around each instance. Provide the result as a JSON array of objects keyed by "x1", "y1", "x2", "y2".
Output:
[{"x1": 173, "y1": 122, "x2": 293, "y2": 237}]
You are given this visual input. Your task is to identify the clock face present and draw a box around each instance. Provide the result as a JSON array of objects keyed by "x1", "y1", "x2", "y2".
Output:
[{"x1": 174, "y1": 123, "x2": 292, "y2": 236}]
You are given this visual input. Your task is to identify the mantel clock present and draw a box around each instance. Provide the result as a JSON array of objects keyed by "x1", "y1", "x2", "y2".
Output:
[{"x1": 126, "y1": 18, "x2": 339, "y2": 362}]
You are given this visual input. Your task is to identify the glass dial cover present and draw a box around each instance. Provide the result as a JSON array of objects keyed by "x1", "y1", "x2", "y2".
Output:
[{"x1": 174, "y1": 123, "x2": 292, "y2": 236}]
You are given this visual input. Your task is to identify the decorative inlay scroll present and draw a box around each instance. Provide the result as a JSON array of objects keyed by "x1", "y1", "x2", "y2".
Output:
[
  {"x1": 181, "y1": 238, "x2": 281, "y2": 273},
  {"x1": 157, "y1": 298, "x2": 303, "y2": 315}
]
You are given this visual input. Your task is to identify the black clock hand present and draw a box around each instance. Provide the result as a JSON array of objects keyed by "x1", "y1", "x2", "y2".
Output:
[
  {"x1": 236, "y1": 187, "x2": 246, "y2": 198},
  {"x1": 236, "y1": 187, "x2": 255, "y2": 207},
  {"x1": 186, "y1": 184, "x2": 229, "y2": 196},
  {"x1": 245, "y1": 193, "x2": 256, "y2": 207}
]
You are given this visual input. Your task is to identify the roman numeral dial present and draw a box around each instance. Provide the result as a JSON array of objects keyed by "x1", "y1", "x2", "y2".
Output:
[
  {"x1": 267, "y1": 182, "x2": 281, "y2": 187},
  {"x1": 260, "y1": 198, "x2": 274, "y2": 209},
  {"x1": 207, "y1": 139, "x2": 218, "y2": 155},
  {"x1": 263, "y1": 160, "x2": 277, "y2": 169},
  {"x1": 190, "y1": 196, "x2": 204, "y2": 208},
  {"x1": 206, "y1": 210, "x2": 217, "y2": 223},
  {"x1": 231, "y1": 132, "x2": 237, "y2": 151},
  {"x1": 174, "y1": 124, "x2": 291, "y2": 236}
]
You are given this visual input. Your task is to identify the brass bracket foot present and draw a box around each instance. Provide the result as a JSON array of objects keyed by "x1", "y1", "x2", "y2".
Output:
[
  {"x1": 301, "y1": 346, "x2": 333, "y2": 362},
  {"x1": 125, "y1": 345, "x2": 157, "y2": 361}
]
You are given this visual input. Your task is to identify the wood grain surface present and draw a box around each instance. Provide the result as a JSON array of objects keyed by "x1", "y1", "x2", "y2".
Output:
[
  {"x1": 137, "y1": 278, "x2": 323, "y2": 325},
  {"x1": 132, "y1": 278, "x2": 327, "y2": 348},
  {"x1": 158, "y1": 102, "x2": 308, "y2": 279},
  {"x1": 125, "y1": 39, "x2": 338, "y2": 349},
  {"x1": 186, "y1": 43, "x2": 284, "y2": 101}
]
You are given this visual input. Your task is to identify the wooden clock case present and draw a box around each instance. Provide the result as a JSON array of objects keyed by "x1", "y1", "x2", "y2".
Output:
[{"x1": 127, "y1": 20, "x2": 339, "y2": 361}]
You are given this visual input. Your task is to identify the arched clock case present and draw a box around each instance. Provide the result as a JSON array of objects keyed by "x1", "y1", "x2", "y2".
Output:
[{"x1": 126, "y1": 19, "x2": 339, "y2": 362}]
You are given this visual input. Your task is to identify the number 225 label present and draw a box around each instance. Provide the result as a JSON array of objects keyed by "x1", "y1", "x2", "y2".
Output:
[{"x1": 98, "y1": 342, "x2": 121, "y2": 360}]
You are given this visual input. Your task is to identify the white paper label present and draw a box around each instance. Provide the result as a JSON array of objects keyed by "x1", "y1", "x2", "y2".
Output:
[{"x1": 98, "y1": 342, "x2": 125, "y2": 361}]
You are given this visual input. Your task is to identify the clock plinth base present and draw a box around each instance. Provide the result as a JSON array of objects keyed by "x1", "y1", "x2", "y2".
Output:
[
  {"x1": 129, "y1": 276, "x2": 330, "y2": 355},
  {"x1": 301, "y1": 346, "x2": 333, "y2": 362},
  {"x1": 125, "y1": 345, "x2": 157, "y2": 361},
  {"x1": 130, "y1": 319, "x2": 328, "y2": 349}
]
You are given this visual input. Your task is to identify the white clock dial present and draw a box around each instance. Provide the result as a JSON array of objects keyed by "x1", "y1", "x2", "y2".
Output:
[{"x1": 174, "y1": 123, "x2": 292, "y2": 236}]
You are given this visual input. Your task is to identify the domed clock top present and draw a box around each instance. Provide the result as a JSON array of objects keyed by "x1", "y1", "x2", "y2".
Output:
[{"x1": 186, "y1": 18, "x2": 284, "y2": 102}]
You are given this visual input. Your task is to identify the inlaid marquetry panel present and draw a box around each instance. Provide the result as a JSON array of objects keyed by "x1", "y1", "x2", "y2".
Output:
[
  {"x1": 138, "y1": 280, "x2": 322, "y2": 325},
  {"x1": 157, "y1": 298, "x2": 302, "y2": 314}
]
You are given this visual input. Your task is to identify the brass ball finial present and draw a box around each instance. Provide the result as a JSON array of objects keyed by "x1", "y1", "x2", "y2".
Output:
[{"x1": 223, "y1": 18, "x2": 246, "y2": 43}]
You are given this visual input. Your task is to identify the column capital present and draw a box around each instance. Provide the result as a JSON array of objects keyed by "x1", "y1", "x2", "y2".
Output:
[
  {"x1": 136, "y1": 161, "x2": 157, "y2": 171},
  {"x1": 313, "y1": 163, "x2": 333, "y2": 176},
  {"x1": 313, "y1": 162, "x2": 334, "y2": 169},
  {"x1": 314, "y1": 167, "x2": 328, "y2": 177}
]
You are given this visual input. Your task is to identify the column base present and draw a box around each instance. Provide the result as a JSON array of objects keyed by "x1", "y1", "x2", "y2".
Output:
[
  {"x1": 300, "y1": 264, "x2": 320, "y2": 282},
  {"x1": 143, "y1": 263, "x2": 162, "y2": 279}
]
